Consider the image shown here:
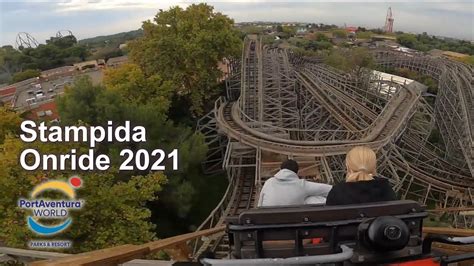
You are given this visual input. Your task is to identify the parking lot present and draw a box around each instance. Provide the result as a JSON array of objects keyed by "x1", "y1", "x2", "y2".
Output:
[{"x1": 14, "y1": 70, "x2": 103, "y2": 110}]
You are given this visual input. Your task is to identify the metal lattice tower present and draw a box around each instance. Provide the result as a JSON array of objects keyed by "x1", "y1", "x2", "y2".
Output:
[
  {"x1": 384, "y1": 7, "x2": 394, "y2": 33},
  {"x1": 56, "y1": 30, "x2": 74, "y2": 38},
  {"x1": 15, "y1": 32, "x2": 39, "y2": 49}
]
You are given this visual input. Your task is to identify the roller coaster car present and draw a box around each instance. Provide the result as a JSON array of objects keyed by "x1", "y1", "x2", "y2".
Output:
[{"x1": 202, "y1": 200, "x2": 474, "y2": 265}]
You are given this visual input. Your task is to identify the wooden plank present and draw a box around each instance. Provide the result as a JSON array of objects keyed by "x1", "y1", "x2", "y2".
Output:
[
  {"x1": 31, "y1": 245, "x2": 150, "y2": 266},
  {"x1": 30, "y1": 226, "x2": 226, "y2": 266},
  {"x1": 122, "y1": 259, "x2": 174, "y2": 266},
  {"x1": 143, "y1": 225, "x2": 225, "y2": 252},
  {"x1": 432, "y1": 243, "x2": 474, "y2": 253},
  {"x1": 0, "y1": 247, "x2": 69, "y2": 259},
  {"x1": 423, "y1": 227, "x2": 474, "y2": 237},
  {"x1": 427, "y1": 207, "x2": 474, "y2": 212}
]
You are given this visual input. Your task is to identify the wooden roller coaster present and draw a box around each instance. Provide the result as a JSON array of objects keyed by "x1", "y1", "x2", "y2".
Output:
[{"x1": 2, "y1": 35, "x2": 473, "y2": 265}]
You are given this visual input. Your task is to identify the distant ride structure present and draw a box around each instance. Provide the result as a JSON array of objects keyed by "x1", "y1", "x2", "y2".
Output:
[
  {"x1": 384, "y1": 7, "x2": 394, "y2": 33},
  {"x1": 55, "y1": 30, "x2": 74, "y2": 39},
  {"x1": 15, "y1": 32, "x2": 39, "y2": 49}
]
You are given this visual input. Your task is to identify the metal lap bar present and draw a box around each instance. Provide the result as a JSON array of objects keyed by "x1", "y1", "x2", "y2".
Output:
[{"x1": 201, "y1": 245, "x2": 353, "y2": 265}]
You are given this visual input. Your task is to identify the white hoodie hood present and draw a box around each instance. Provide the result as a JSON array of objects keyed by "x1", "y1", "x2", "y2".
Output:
[
  {"x1": 274, "y1": 169, "x2": 299, "y2": 181},
  {"x1": 258, "y1": 169, "x2": 332, "y2": 207}
]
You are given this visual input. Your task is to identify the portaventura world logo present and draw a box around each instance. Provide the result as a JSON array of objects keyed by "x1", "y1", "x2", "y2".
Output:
[{"x1": 18, "y1": 177, "x2": 84, "y2": 236}]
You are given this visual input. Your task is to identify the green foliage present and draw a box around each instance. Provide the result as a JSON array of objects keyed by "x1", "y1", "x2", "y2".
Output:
[
  {"x1": 288, "y1": 37, "x2": 332, "y2": 52},
  {"x1": 103, "y1": 63, "x2": 173, "y2": 105},
  {"x1": 397, "y1": 32, "x2": 474, "y2": 55},
  {"x1": 331, "y1": 29, "x2": 347, "y2": 39},
  {"x1": 460, "y1": 55, "x2": 474, "y2": 65},
  {"x1": 10, "y1": 69, "x2": 40, "y2": 83},
  {"x1": 315, "y1": 33, "x2": 329, "y2": 42},
  {"x1": 57, "y1": 76, "x2": 210, "y2": 236},
  {"x1": 46, "y1": 35, "x2": 78, "y2": 49},
  {"x1": 91, "y1": 47, "x2": 123, "y2": 60},
  {"x1": 325, "y1": 47, "x2": 374, "y2": 75},
  {"x1": 0, "y1": 39, "x2": 90, "y2": 83},
  {"x1": 282, "y1": 26, "x2": 296, "y2": 36},
  {"x1": 356, "y1": 31, "x2": 373, "y2": 39},
  {"x1": 79, "y1": 29, "x2": 143, "y2": 48},
  {"x1": 0, "y1": 45, "x2": 34, "y2": 80},
  {"x1": 382, "y1": 67, "x2": 439, "y2": 95},
  {"x1": 397, "y1": 34, "x2": 419, "y2": 49},
  {"x1": 129, "y1": 3, "x2": 242, "y2": 116},
  {"x1": 0, "y1": 106, "x2": 21, "y2": 144},
  {"x1": 69, "y1": 171, "x2": 166, "y2": 252},
  {"x1": 325, "y1": 50, "x2": 350, "y2": 71},
  {"x1": 0, "y1": 106, "x2": 166, "y2": 251},
  {"x1": 0, "y1": 136, "x2": 166, "y2": 252}
]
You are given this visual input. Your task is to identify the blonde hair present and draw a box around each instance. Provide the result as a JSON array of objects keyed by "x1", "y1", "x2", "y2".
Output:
[{"x1": 345, "y1": 146, "x2": 377, "y2": 182}]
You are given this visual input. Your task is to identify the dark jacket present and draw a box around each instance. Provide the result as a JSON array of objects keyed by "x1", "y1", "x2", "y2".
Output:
[{"x1": 326, "y1": 177, "x2": 397, "y2": 206}]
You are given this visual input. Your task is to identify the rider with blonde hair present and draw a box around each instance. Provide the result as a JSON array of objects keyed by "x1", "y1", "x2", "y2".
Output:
[{"x1": 326, "y1": 146, "x2": 396, "y2": 205}]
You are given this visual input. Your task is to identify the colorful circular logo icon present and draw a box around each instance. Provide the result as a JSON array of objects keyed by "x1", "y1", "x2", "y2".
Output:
[{"x1": 19, "y1": 177, "x2": 83, "y2": 236}]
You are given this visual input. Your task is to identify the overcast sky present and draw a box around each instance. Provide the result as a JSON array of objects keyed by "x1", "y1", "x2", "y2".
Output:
[{"x1": 0, "y1": 0, "x2": 473, "y2": 46}]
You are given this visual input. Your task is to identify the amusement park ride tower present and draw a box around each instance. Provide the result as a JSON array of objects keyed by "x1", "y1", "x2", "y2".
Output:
[{"x1": 384, "y1": 7, "x2": 395, "y2": 33}]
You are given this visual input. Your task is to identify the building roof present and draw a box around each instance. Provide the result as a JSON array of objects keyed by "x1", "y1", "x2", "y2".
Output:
[
  {"x1": 0, "y1": 87, "x2": 16, "y2": 97},
  {"x1": 107, "y1": 56, "x2": 129, "y2": 65},
  {"x1": 41, "y1": 66, "x2": 76, "y2": 76},
  {"x1": 346, "y1": 26, "x2": 358, "y2": 32},
  {"x1": 24, "y1": 101, "x2": 59, "y2": 121},
  {"x1": 74, "y1": 60, "x2": 98, "y2": 69}
]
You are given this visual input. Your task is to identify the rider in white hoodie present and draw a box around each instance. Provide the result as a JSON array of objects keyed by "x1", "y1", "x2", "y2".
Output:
[{"x1": 257, "y1": 159, "x2": 332, "y2": 207}]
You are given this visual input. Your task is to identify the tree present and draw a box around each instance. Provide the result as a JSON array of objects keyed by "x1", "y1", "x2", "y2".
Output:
[
  {"x1": 356, "y1": 31, "x2": 373, "y2": 39},
  {"x1": 10, "y1": 69, "x2": 40, "y2": 83},
  {"x1": 315, "y1": 33, "x2": 329, "y2": 42},
  {"x1": 396, "y1": 32, "x2": 474, "y2": 55},
  {"x1": 57, "y1": 76, "x2": 209, "y2": 233},
  {"x1": 46, "y1": 35, "x2": 78, "y2": 49},
  {"x1": 325, "y1": 50, "x2": 350, "y2": 72},
  {"x1": 324, "y1": 47, "x2": 374, "y2": 77},
  {"x1": 103, "y1": 63, "x2": 173, "y2": 106},
  {"x1": 282, "y1": 26, "x2": 296, "y2": 37},
  {"x1": 128, "y1": 4, "x2": 242, "y2": 116},
  {"x1": 56, "y1": 77, "x2": 107, "y2": 125},
  {"x1": 332, "y1": 29, "x2": 347, "y2": 39},
  {"x1": 350, "y1": 47, "x2": 375, "y2": 76},
  {"x1": 0, "y1": 106, "x2": 21, "y2": 144},
  {"x1": 0, "y1": 45, "x2": 34, "y2": 78},
  {"x1": 0, "y1": 136, "x2": 167, "y2": 252},
  {"x1": 0, "y1": 107, "x2": 167, "y2": 252}
]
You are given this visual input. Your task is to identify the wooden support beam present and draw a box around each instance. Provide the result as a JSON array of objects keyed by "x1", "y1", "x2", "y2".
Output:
[
  {"x1": 423, "y1": 227, "x2": 474, "y2": 237},
  {"x1": 0, "y1": 247, "x2": 69, "y2": 260},
  {"x1": 31, "y1": 245, "x2": 149, "y2": 266},
  {"x1": 143, "y1": 225, "x2": 225, "y2": 253},
  {"x1": 30, "y1": 226, "x2": 225, "y2": 266}
]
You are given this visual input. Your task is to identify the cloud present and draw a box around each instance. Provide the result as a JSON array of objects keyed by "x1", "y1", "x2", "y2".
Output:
[
  {"x1": 54, "y1": 0, "x2": 188, "y2": 12},
  {"x1": 0, "y1": 1, "x2": 472, "y2": 46}
]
